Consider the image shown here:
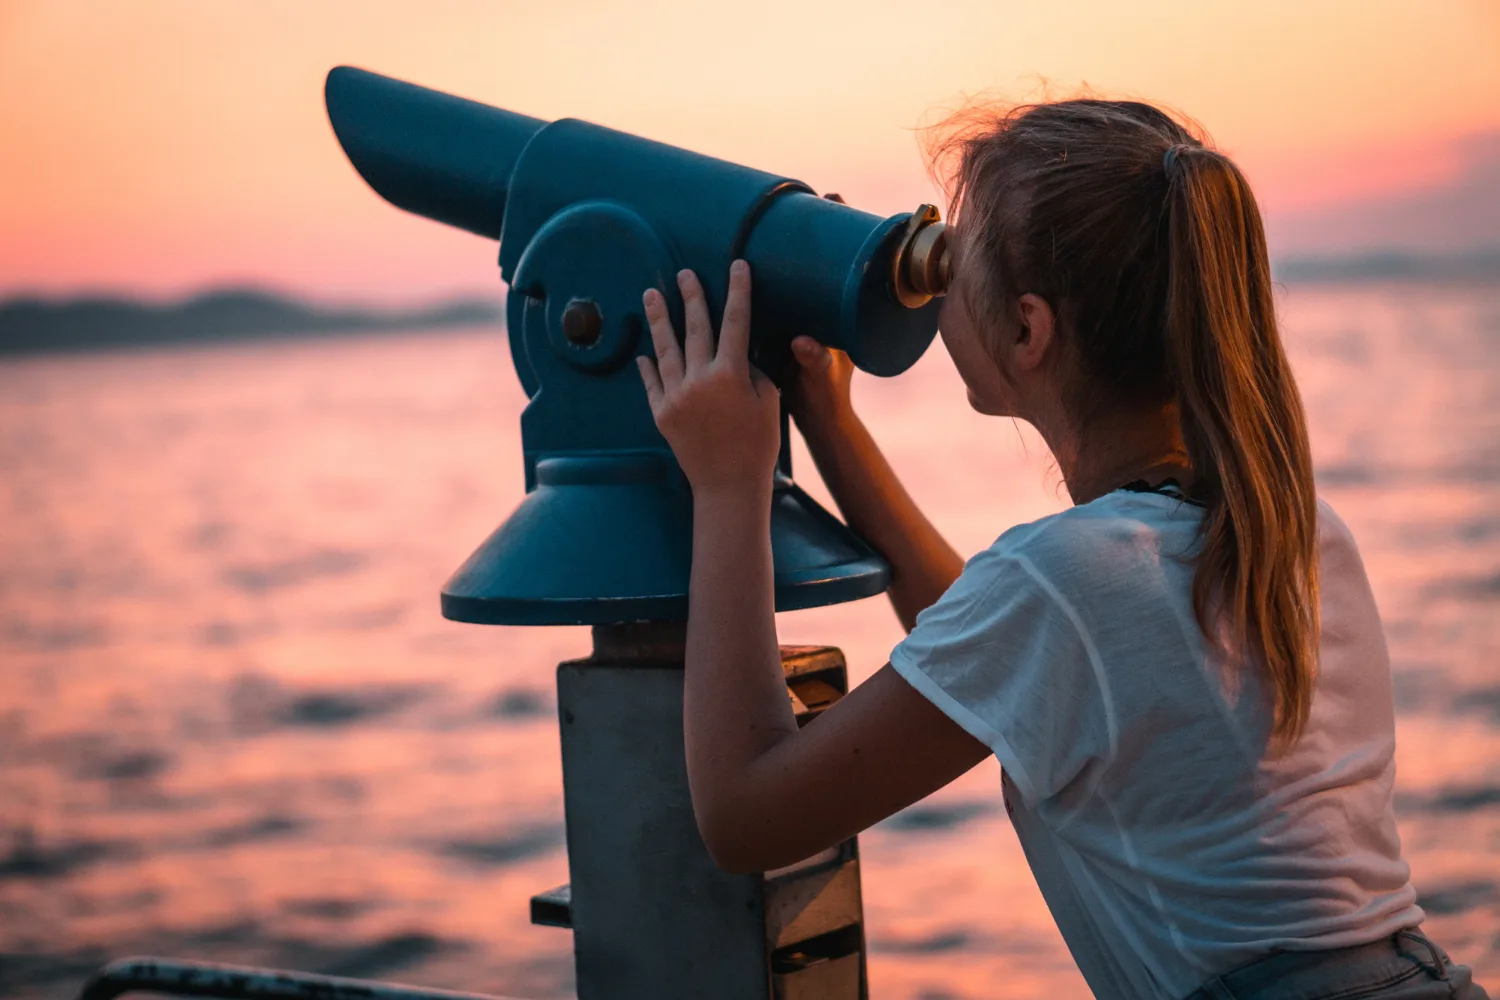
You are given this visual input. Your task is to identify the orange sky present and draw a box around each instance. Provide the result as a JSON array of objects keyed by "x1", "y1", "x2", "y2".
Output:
[{"x1": 2, "y1": 0, "x2": 1498, "y2": 304}]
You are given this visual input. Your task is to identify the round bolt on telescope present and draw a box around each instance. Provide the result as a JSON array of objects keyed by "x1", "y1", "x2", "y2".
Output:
[{"x1": 325, "y1": 66, "x2": 953, "y2": 626}]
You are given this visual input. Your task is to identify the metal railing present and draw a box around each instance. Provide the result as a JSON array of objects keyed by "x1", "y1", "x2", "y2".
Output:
[{"x1": 74, "y1": 957, "x2": 526, "y2": 1000}]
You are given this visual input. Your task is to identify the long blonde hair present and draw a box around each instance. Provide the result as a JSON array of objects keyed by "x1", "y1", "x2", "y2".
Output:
[{"x1": 928, "y1": 99, "x2": 1320, "y2": 747}]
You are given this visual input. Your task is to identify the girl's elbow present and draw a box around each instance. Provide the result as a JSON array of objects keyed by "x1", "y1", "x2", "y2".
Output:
[
  {"x1": 705, "y1": 840, "x2": 761, "y2": 875},
  {"x1": 690, "y1": 772, "x2": 801, "y2": 873},
  {"x1": 697, "y1": 810, "x2": 818, "y2": 875},
  {"x1": 696, "y1": 811, "x2": 762, "y2": 874}
]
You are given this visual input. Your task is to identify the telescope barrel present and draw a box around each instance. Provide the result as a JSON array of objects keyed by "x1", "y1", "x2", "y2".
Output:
[
  {"x1": 325, "y1": 67, "x2": 948, "y2": 377},
  {"x1": 325, "y1": 66, "x2": 545, "y2": 239}
]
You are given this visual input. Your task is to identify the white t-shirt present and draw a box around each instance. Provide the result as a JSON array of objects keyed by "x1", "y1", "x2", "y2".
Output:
[{"x1": 889, "y1": 489, "x2": 1423, "y2": 1000}]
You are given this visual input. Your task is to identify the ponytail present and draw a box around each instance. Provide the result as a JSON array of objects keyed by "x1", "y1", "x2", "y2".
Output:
[{"x1": 1163, "y1": 145, "x2": 1320, "y2": 748}]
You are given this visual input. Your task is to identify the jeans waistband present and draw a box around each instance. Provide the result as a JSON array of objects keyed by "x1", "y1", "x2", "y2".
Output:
[{"x1": 1185, "y1": 928, "x2": 1451, "y2": 1000}]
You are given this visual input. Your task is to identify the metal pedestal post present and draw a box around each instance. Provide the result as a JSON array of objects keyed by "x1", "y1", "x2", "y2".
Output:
[{"x1": 530, "y1": 624, "x2": 868, "y2": 1000}]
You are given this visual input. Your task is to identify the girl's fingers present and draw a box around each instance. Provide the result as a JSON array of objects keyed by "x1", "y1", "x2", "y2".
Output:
[
  {"x1": 636, "y1": 355, "x2": 664, "y2": 411},
  {"x1": 791, "y1": 335, "x2": 833, "y2": 373},
  {"x1": 678, "y1": 270, "x2": 714, "y2": 373},
  {"x1": 717, "y1": 260, "x2": 752, "y2": 371},
  {"x1": 643, "y1": 287, "x2": 684, "y2": 388},
  {"x1": 749, "y1": 362, "x2": 778, "y2": 398}
]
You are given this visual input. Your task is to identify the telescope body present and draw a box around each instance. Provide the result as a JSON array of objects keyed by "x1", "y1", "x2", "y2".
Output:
[
  {"x1": 326, "y1": 67, "x2": 947, "y2": 625},
  {"x1": 324, "y1": 69, "x2": 904, "y2": 999}
]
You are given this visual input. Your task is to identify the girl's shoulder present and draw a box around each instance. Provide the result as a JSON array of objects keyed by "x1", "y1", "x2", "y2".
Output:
[
  {"x1": 964, "y1": 491, "x2": 1361, "y2": 606},
  {"x1": 984, "y1": 488, "x2": 1207, "y2": 567}
]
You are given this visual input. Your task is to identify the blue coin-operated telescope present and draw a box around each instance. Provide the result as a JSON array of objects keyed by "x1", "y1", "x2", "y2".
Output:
[
  {"x1": 325, "y1": 67, "x2": 954, "y2": 1000},
  {"x1": 54, "y1": 64, "x2": 961, "y2": 1000},
  {"x1": 325, "y1": 66, "x2": 951, "y2": 626}
]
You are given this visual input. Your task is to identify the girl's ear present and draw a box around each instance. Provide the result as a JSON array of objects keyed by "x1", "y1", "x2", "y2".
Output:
[{"x1": 1013, "y1": 293, "x2": 1056, "y2": 371}]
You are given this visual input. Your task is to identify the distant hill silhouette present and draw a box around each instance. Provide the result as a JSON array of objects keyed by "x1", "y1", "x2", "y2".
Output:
[
  {"x1": 4, "y1": 252, "x2": 1493, "y2": 358},
  {"x1": 0, "y1": 288, "x2": 502, "y2": 355},
  {"x1": 1274, "y1": 247, "x2": 1500, "y2": 285}
]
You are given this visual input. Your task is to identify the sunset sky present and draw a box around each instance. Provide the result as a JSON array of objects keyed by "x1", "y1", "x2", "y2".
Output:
[{"x1": 2, "y1": 0, "x2": 1497, "y2": 305}]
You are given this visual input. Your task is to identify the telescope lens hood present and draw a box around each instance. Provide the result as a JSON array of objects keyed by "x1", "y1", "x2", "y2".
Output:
[{"x1": 325, "y1": 66, "x2": 544, "y2": 239}]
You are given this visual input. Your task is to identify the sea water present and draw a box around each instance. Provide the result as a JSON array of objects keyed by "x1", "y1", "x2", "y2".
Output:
[{"x1": 1, "y1": 282, "x2": 1496, "y2": 999}]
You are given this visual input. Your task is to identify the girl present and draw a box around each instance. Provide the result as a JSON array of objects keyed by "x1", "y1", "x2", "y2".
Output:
[{"x1": 634, "y1": 98, "x2": 1487, "y2": 999}]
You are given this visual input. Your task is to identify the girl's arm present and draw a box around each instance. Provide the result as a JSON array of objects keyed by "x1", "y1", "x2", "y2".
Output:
[
  {"x1": 788, "y1": 338, "x2": 964, "y2": 632},
  {"x1": 638, "y1": 264, "x2": 989, "y2": 874}
]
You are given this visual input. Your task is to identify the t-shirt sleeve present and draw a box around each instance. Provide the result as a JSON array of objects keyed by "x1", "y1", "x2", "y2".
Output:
[{"x1": 888, "y1": 547, "x2": 1115, "y2": 808}]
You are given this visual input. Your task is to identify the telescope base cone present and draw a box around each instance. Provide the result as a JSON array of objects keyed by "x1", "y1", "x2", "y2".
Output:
[{"x1": 440, "y1": 455, "x2": 888, "y2": 626}]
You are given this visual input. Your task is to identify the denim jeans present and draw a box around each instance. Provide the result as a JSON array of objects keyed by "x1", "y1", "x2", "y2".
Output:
[{"x1": 1184, "y1": 928, "x2": 1490, "y2": 1000}]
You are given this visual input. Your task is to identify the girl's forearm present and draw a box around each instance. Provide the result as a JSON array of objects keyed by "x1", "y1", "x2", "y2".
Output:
[
  {"x1": 797, "y1": 407, "x2": 963, "y2": 631},
  {"x1": 679, "y1": 483, "x2": 991, "y2": 874},
  {"x1": 682, "y1": 487, "x2": 798, "y2": 848}
]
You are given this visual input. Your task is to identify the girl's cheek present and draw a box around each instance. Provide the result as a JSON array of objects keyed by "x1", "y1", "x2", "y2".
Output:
[
  {"x1": 939, "y1": 318, "x2": 1008, "y2": 415},
  {"x1": 967, "y1": 380, "x2": 1014, "y2": 417},
  {"x1": 966, "y1": 383, "x2": 995, "y2": 415}
]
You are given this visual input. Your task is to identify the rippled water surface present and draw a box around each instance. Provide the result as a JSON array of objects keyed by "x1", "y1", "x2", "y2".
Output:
[{"x1": 2, "y1": 283, "x2": 1497, "y2": 999}]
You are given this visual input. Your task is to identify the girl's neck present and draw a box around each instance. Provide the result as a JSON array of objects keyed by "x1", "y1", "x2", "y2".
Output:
[{"x1": 1048, "y1": 403, "x2": 1194, "y2": 506}]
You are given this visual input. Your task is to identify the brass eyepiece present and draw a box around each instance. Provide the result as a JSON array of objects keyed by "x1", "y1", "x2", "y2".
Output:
[{"x1": 891, "y1": 204, "x2": 952, "y2": 309}]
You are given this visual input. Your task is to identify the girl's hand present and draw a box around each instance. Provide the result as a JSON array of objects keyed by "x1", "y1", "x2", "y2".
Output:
[
  {"x1": 786, "y1": 335, "x2": 856, "y2": 431},
  {"x1": 637, "y1": 261, "x2": 781, "y2": 499}
]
